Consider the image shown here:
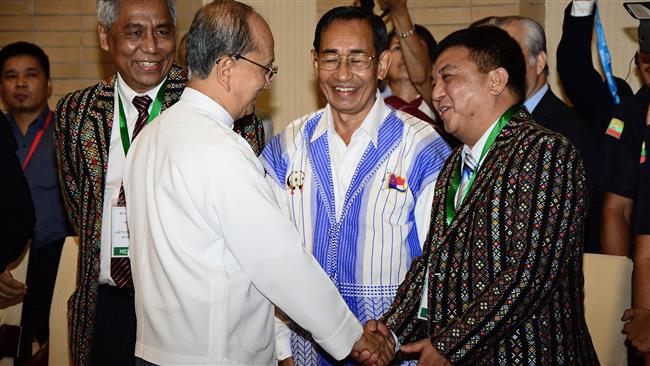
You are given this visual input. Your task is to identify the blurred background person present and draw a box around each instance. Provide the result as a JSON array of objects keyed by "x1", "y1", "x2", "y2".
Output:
[{"x1": 0, "y1": 41, "x2": 70, "y2": 364}]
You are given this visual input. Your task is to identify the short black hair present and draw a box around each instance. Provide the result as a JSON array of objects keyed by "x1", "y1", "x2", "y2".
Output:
[
  {"x1": 433, "y1": 26, "x2": 525, "y2": 102},
  {"x1": 313, "y1": 6, "x2": 388, "y2": 55},
  {"x1": 388, "y1": 24, "x2": 437, "y2": 62},
  {"x1": 0, "y1": 42, "x2": 50, "y2": 79}
]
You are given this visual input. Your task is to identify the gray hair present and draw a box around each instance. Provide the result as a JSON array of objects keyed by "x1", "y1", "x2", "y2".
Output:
[
  {"x1": 186, "y1": 0, "x2": 257, "y2": 79},
  {"x1": 494, "y1": 16, "x2": 549, "y2": 76},
  {"x1": 97, "y1": 0, "x2": 177, "y2": 29}
]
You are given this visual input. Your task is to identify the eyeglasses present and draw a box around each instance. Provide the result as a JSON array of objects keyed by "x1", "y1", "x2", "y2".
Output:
[
  {"x1": 232, "y1": 54, "x2": 278, "y2": 87},
  {"x1": 317, "y1": 53, "x2": 376, "y2": 71}
]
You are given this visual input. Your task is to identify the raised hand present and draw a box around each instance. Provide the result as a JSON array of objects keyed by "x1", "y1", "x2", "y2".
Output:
[
  {"x1": 350, "y1": 320, "x2": 396, "y2": 366},
  {"x1": 401, "y1": 338, "x2": 451, "y2": 366}
]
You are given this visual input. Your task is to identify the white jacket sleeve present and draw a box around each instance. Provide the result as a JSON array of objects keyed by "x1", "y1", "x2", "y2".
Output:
[{"x1": 190, "y1": 141, "x2": 362, "y2": 360}]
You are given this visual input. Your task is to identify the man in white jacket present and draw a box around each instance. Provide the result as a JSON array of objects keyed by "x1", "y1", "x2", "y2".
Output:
[{"x1": 124, "y1": 1, "x2": 394, "y2": 365}]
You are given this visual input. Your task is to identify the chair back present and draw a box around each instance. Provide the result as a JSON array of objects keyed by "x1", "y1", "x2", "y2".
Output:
[
  {"x1": 48, "y1": 237, "x2": 79, "y2": 366},
  {"x1": 583, "y1": 253, "x2": 633, "y2": 366}
]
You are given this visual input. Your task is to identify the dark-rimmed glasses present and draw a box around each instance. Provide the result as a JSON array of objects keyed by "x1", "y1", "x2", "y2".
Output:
[{"x1": 233, "y1": 54, "x2": 278, "y2": 87}]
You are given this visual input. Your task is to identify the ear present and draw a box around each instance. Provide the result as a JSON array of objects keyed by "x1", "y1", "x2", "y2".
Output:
[
  {"x1": 47, "y1": 78, "x2": 52, "y2": 98},
  {"x1": 311, "y1": 49, "x2": 319, "y2": 78},
  {"x1": 534, "y1": 50, "x2": 547, "y2": 76},
  {"x1": 376, "y1": 50, "x2": 391, "y2": 81},
  {"x1": 214, "y1": 56, "x2": 234, "y2": 92},
  {"x1": 487, "y1": 67, "x2": 509, "y2": 96},
  {"x1": 98, "y1": 24, "x2": 110, "y2": 53}
]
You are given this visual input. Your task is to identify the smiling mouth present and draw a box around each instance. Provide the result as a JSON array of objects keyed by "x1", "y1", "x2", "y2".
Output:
[
  {"x1": 136, "y1": 61, "x2": 161, "y2": 70},
  {"x1": 333, "y1": 86, "x2": 358, "y2": 94},
  {"x1": 438, "y1": 106, "x2": 451, "y2": 116}
]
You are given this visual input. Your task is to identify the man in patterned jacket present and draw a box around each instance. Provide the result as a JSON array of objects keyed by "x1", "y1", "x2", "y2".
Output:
[
  {"x1": 54, "y1": 1, "x2": 184, "y2": 365},
  {"x1": 261, "y1": 6, "x2": 450, "y2": 364},
  {"x1": 370, "y1": 26, "x2": 598, "y2": 365}
]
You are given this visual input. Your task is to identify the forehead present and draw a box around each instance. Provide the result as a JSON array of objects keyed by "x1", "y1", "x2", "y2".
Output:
[
  {"x1": 2, "y1": 55, "x2": 44, "y2": 73},
  {"x1": 113, "y1": 0, "x2": 172, "y2": 27},
  {"x1": 248, "y1": 14, "x2": 275, "y2": 59},
  {"x1": 319, "y1": 19, "x2": 374, "y2": 54},
  {"x1": 434, "y1": 46, "x2": 476, "y2": 73}
]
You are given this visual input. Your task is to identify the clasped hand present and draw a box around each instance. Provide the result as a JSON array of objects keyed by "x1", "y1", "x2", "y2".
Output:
[
  {"x1": 350, "y1": 320, "x2": 396, "y2": 366},
  {"x1": 351, "y1": 319, "x2": 452, "y2": 366}
]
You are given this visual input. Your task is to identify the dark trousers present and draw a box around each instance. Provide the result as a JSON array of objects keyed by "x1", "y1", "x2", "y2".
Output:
[
  {"x1": 16, "y1": 238, "x2": 64, "y2": 364},
  {"x1": 90, "y1": 285, "x2": 136, "y2": 366}
]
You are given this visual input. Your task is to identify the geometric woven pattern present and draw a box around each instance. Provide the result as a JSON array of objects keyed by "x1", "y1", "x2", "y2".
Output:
[{"x1": 382, "y1": 108, "x2": 599, "y2": 365}]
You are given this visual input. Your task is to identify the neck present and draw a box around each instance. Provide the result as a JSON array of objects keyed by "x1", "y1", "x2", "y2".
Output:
[
  {"x1": 331, "y1": 100, "x2": 376, "y2": 146},
  {"x1": 12, "y1": 109, "x2": 45, "y2": 136},
  {"x1": 332, "y1": 113, "x2": 364, "y2": 145},
  {"x1": 389, "y1": 79, "x2": 419, "y2": 102},
  {"x1": 526, "y1": 77, "x2": 546, "y2": 100},
  {"x1": 188, "y1": 79, "x2": 238, "y2": 120},
  {"x1": 463, "y1": 100, "x2": 515, "y2": 148}
]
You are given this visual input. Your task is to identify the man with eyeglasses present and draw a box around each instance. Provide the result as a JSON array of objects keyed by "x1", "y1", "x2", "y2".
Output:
[
  {"x1": 123, "y1": 1, "x2": 395, "y2": 365},
  {"x1": 261, "y1": 6, "x2": 450, "y2": 365}
]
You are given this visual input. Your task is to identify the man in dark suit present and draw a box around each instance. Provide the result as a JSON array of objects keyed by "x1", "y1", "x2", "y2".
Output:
[
  {"x1": 0, "y1": 112, "x2": 34, "y2": 303},
  {"x1": 54, "y1": 1, "x2": 185, "y2": 365},
  {"x1": 361, "y1": 26, "x2": 597, "y2": 365},
  {"x1": 495, "y1": 16, "x2": 601, "y2": 253}
]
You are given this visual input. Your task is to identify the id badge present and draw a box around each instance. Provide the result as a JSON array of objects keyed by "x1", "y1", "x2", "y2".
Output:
[
  {"x1": 111, "y1": 200, "x2": 130, "y2": 258},
  {"x1": 417, "y1": 275, "x2": 429, "y2": 320}
]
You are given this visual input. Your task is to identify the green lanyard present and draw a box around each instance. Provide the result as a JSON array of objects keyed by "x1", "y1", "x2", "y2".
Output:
[
  {"x1": 445, "y1": 104, "x2": 519, "y2": 225},
  {"x1": 118, "y1": 79, "x2": 168, "y2": 155}
]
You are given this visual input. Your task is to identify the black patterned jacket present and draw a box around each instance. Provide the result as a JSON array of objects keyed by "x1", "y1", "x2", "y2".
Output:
[{"x1": 382, "y1": 108, "x2": 599, "y2": 365}]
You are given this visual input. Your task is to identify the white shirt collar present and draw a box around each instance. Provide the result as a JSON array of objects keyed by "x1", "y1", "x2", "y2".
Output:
[
  {"x1": 116, "y1": 73, "x2": 166, "y2": 115},
  {"x1": 311, "y1": 90, "x2": 387, "y2": 146},
  {"x1": 462, "y1": 117, "x2": 500, "y2": 170},
  {"x1": 523, "y1": 83, "x2": 548, "y2": 114},
  {"x1": 180, "y1": 87, "x2": 234, "y2": 128}
]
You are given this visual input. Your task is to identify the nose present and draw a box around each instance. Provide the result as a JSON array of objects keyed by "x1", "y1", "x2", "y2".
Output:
[
  {"x1": 431, "y1": 81, "x2": 445, "y2": 106},
  {"x1": 335, "y1": 59, "x2": 353, "y2": 81},
  {"x1": 16, "y1": 74, "x2": 28, "y2": 87},
  {"x1": 141, "y1": 31, "x2": 156, "y2": 54}
]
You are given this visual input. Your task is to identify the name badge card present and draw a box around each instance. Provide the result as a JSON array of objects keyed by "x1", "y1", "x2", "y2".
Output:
[{"x1": 111, "y1": 200, "x2": 130, "y2": 258}]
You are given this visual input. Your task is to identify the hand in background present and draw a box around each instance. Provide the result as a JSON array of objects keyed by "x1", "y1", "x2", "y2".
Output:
[
  {"x1": 0, "y1": 269, "x2": 26, "y2": 303},
  {"x1": 350, "y1": 320, "x2": 396, "y2": 366},
  {"x1": 377, "y1": 0, "x2": 408, "y2": 12},
  {"x1": 401, "y1": 338, "x2": 451, "y2": 366},
  {"x1": 278, "y1": 356, "x2": 294, "y2": 366},
  {"x1": 622, "y1": 308, "x2": 650, "y2": 355}
]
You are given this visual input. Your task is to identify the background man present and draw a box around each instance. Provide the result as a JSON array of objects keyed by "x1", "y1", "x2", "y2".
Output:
[
  {"x1": 622, "y1": 107, "x2": 650, "y2": 365},
  {"x1": 376, "y1": 26, "x2": 597, "y2": 364},
  {"x1": 261, "y1": 6, "x2": 450, "y2": 365},
  {"x1": 55, "y1": 1, "x2": 185, "y2": 365},
  {"x1": 493, "y1": 16, "x2": 599, "y2": 252},
  {"x1": 123, "y1": 1, "x2": 393, "y2": 365},
  {"x1": 0, "y1": 41, "x2": 70, "y2": 364}
]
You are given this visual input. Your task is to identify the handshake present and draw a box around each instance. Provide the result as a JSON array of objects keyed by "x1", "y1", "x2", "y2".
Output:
[{"x1": 350, "y1": 320, "x2": 451, "y2": 366}]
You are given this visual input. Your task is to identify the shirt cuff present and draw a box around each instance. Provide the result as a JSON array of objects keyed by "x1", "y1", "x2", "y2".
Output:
[
  {"x1": 275, "y1": 314, "x2": 293, "y2": 360},
  {"x1": 390, "y1": 330, "x2": 401, "y2": 354},
  {"x1": 571, "y1": 0, "x2": 595, "y2": 17},
  {"x1": 313, "y1": 312, "x2": 363, "y2": 361}
]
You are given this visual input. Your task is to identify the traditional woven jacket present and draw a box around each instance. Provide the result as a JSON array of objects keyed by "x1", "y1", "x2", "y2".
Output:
[
  {"x1": 54, "y1": 64, "x2": 187, "y2": 366},
  {"x1": 382, "y1": 108, "x2": 599, "y2": 365}
]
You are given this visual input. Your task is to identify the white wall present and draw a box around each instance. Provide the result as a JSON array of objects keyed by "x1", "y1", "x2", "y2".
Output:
[{"x1": 245, "y1": 1, "x2": 320, "y2": 135}]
